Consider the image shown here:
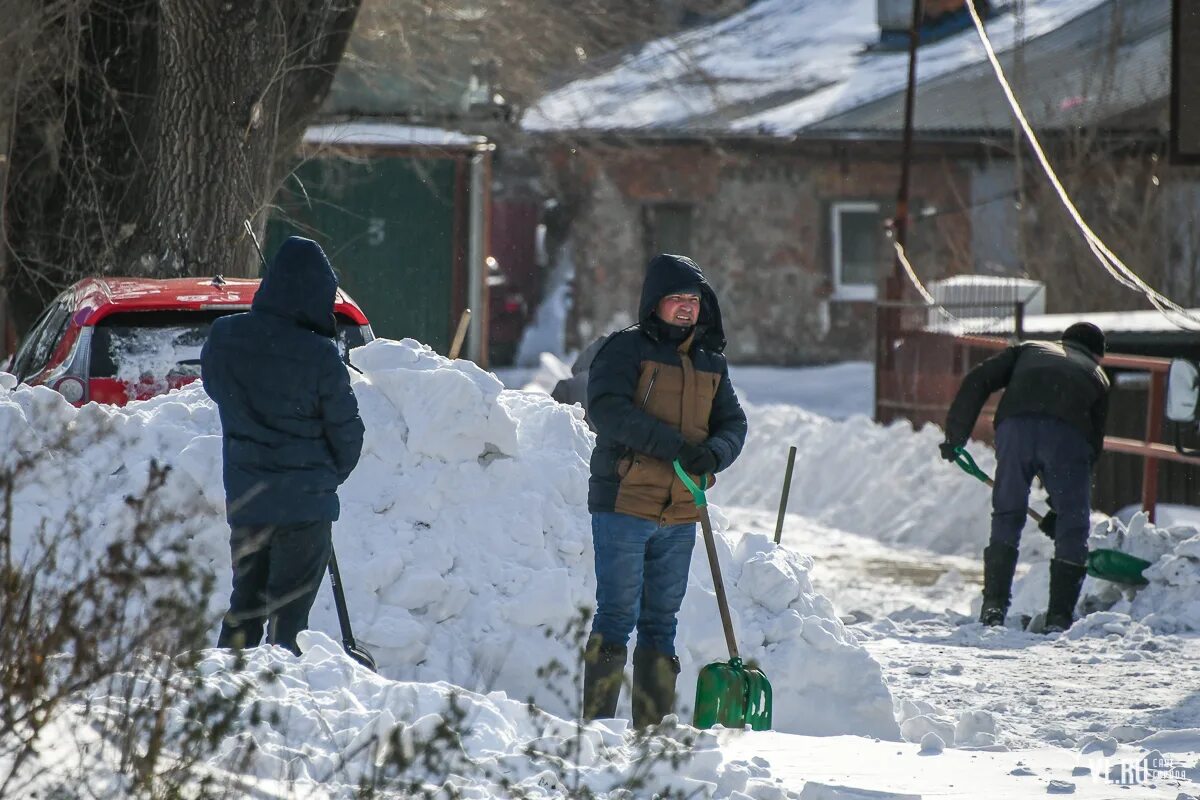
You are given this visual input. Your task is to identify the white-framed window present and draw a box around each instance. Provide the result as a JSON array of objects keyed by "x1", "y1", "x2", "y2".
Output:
[
  {"x1": 830, "y1": 201, "x2": 883, "y2": 301},
  {"x1": 642, "y1": 203, "x2": 694, "y2": 259}
]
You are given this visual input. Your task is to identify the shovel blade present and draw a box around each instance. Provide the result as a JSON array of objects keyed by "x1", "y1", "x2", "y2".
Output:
[
  {"x1": 693, "y1": 660, "x2": 772, "y2": 731},
  {"x1": 1087, "y1": 548, "x2": 1152, "y2": 587},
  {"x1": 344, "y1": 641, "x2": 378, "y2": 672}
]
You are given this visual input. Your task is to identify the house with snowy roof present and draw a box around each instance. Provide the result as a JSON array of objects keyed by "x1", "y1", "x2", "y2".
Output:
[{"x1": 524, "y1": 0, "x2": 1193, "y2": 365}]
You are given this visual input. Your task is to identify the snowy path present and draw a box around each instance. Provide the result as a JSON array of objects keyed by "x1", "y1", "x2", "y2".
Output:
[
  {"x1": 722, "y1": 732, "x2": 1198, "y2": 800},
  {"x1": 723, "y1": 505, "x2": 1200, "y2": 798}
]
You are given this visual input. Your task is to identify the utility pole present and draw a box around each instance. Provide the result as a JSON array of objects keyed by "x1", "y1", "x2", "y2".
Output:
[{"x1": 875, "y1": 0, "x2": 923, "y2": 423}]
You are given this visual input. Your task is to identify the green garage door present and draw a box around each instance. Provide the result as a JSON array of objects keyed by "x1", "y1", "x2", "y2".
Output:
[{"x1": 268, "y1": 154, "x2": 461, "y2": 352}]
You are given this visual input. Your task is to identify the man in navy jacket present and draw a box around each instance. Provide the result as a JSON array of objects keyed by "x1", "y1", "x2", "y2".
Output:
[
  {"x1": 583, "y1": 253, "x2": 747, "y2": 727},
  {"x1": 202, "y1": 236, "x2": 364, "y2": 655}
]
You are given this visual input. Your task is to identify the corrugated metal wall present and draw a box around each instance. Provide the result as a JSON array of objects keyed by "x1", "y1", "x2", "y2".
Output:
[{"x1": 269, "y1": 150, "x2": 468, "y2": 354}]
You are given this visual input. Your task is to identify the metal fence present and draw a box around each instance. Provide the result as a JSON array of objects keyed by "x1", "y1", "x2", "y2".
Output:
[{"x1": 875, "y1": 302, "x2": 1200, "y2": 519}]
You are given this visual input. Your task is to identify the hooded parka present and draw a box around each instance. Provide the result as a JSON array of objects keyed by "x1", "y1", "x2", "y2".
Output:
[
  {"x1": 201, "y1": 236, "x2": 365, "y2": 527},
  {"x1": 586, "y1": 254, "x2": 747, "y2": 525}
]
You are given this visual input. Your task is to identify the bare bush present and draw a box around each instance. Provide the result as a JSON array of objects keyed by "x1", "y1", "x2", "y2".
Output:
[{"x1": 0, "y1": 429, "x2": 252, "y2": 798}]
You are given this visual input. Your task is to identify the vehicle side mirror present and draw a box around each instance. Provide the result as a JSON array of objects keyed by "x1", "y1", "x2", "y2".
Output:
[{"x1": 1165, "y1": 358, "x2": 1200, "y2": 424}]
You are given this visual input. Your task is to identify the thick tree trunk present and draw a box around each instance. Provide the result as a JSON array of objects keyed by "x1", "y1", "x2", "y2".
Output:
[
  {"x1": 3, "y1": 0, "x2": 361, "y2": 327},
  {"x1": 137, "y1": 2, "x2": 286, "y2": 278},
  {"x1": 135, "y1": 0, "x2": 361, "y2": 278}
]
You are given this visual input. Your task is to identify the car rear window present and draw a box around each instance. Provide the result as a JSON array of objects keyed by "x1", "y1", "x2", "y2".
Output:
[
  {"x1": 89, "y1": 310, "x2": 369, "y2": 380},
  {"x1": 89, "y1": 311, "x2": 221, "y2": 381}
]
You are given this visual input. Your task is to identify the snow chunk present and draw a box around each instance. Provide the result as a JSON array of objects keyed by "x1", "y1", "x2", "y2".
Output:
[{"x1": 919, "y1": 731, "x2": 945, "y2": 754}]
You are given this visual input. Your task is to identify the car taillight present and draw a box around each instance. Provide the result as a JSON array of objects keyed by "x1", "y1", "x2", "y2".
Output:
[
  {"x1": 53, "y1": 376, "x2": 86, "y2": 404},
  {"x1": 43, "y1": 327, "x2": 93, "y2": 404}
]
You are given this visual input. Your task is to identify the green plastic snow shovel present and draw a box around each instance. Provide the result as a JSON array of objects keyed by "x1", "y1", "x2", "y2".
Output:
[
  {"x1": 673, "y1": 460, "x2": 772, "y2": 731},
  {"x1": 1085, "y1": 548, "x2": 1152, "y2": 587},
  {"x1": 951, "y1": 447, "x2": 1152, "y2": 587}
]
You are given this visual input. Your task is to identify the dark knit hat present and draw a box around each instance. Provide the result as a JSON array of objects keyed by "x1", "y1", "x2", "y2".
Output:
[{"x1": 1062, "y1": 321, "x2": 1106, "y2": 358}]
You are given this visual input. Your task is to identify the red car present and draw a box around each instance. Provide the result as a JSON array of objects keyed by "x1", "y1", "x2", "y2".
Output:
[{"x1": 6, "y1": 276, "x2": 373, "y2": 406}]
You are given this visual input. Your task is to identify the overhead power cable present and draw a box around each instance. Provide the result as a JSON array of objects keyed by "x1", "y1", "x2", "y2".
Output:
[{"x1": 965, "y1": 1, "x2": 1200, "y2": 331}]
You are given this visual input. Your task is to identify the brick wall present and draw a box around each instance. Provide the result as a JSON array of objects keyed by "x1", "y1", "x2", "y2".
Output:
[{"x1": 540, "y1": 138, "x2": 973, "y2": 364}]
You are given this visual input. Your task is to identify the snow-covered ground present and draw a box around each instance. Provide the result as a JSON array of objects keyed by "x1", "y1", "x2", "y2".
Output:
[{"x1": 5, "y1": 352, "x2": 1200, "y2": 798}]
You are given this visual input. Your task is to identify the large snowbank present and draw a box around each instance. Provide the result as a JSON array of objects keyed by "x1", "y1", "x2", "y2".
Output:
[
  {"x1": 3, "y1": 339, "x2": 896, "y2": 739},
  {"x1": 15, "y1": 631, "x2": 797, "y2": 799},
  {"x1": 714, "y1": 403, "x2": 1052, "y2": 560}
]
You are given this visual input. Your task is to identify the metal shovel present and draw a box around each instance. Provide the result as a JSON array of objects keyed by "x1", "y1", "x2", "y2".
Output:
[
  {"x1": 327, "y1": 548, "x2": 378, "y2": 671},
  {"x1": 673, "y1": 460, "x2": 772, "y2": 731}
]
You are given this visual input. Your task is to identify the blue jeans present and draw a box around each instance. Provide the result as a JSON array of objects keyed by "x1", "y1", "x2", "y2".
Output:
[
  {"x1": 590, "y1": 511, "x2": 697, "y2": 655},
  {"x1": 992, "y1": 415, "x2": 1092, "y2": 564}
]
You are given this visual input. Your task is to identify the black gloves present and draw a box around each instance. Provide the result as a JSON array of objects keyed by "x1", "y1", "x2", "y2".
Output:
[
  {"x1": 939, "y1": 441, "x2": 960, "y2": 462},
  {"x1": 678, "y1": 442, "x2": 717, "y2": 476}
]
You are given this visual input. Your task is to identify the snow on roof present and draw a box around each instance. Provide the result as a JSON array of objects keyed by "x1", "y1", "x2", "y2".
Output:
[
  {"x1": 304, "y1": 122, "x2": 487, "y2": 148},
  {"x1": 523, "y1": 0, "x2": 1109, "y2": 136},
  {"x1": 1017, "y1": 309, "x2": 1200, "y2": 336},
  {"x1": 931, "y1": 308, "x2": 1200, "y2": 337},
  {"x1": 932, "y1": 275, "x2": 1043, "y2": 290},
  {"x1": 807, "y1": 0, "x2": 1170, "y2": 136}
]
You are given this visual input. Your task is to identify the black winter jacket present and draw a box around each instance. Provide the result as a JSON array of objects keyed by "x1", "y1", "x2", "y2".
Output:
[
  {"x1": 944, "y1": 340, "x2": 1110, "y2": 456},
  {"x1": 201, "y1": 237, "x2": 365, "y2": 527},
  {"x1": 587, "y1": 254, "x2": 747, "y2": 524}
]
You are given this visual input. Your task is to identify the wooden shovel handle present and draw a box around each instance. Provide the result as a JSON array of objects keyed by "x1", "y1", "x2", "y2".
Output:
[
  {"x1": 698, "y1": 505, "x2": 740, "y2": 661},
  {"x1": 448, "y1": 309, "x2": 471, "y2": 360},
  {"x1": 979, "y1": 475, "x2": 1045, "y2": 524}
]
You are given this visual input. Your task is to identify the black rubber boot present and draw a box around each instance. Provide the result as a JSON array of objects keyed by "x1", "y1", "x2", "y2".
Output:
[
  {"x1": 1044, "y1": 559, "x2": 1088, "y2": 633},
  {"x1": 979, "y1": 543, "x2": 1019, "y2": 626},
  {"x1": 582, "y1": 635, "x2": 626, "y2": 720},
  {"x1": 631, "y1": 645, "x2": 681, "y2": 729}
]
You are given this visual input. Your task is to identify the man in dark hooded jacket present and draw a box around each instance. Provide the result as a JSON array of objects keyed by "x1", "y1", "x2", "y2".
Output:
[
  {"x1": 201, "y1": 236, "x2": 365, "y2": 655},
  {"x1": 583, "y1": 253, "x2": 747, "y2": 728},
  {"x1": 940, "y1": 321, "x2": 1109, "y2": 633}
]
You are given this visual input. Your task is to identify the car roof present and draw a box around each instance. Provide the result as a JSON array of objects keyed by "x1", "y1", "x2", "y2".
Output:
[{"x1": 70, "y1": 277, "x2": 368, "y2": 325}]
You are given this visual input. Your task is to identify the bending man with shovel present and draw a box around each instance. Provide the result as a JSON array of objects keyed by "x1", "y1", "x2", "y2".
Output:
[
  {"x1": 940, "y1": 322, "x2": 1110, "y2": 632},
  {"x1": 584, "y1": 253, "x2": 747, "y2": 728}
]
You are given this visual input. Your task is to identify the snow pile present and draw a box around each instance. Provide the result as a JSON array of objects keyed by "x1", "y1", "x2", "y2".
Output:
[
  {"x1": 3, "y1": 338, "x2": 897, "y2": 739},
  {"x1": 515, "y1": 239, "x2": 574, "y2": 367},
  {"x1": 69, "y1": 632, "x2": 798, "y2": 799},
  {"x1": 714, "y1": 405, "x2": 1050, "y2": 559},
  {"x1": 897, "y1": 701, "x2": 1000, "y2": 750},
  {"x1": 1092, "y1": 515, "x2": 1200, "y2": 634},
  {"x1": 728, "y1": 362, "x2": 873, "y2": 418},
  {"x1": 1004, "y1": 512, "x2": 1200, "y2": 633}
]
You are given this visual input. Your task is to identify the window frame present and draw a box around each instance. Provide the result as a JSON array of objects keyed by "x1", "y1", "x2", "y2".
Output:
[
  {"x1": 642, "y1": 202, "x2": 694, "y2": 262},
  {"x1": 830, "y1": 200, "x2": 884, "y2": 301},
  {"x1": 12, "y1": 296, "x2": 72, "y2": 381}
]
